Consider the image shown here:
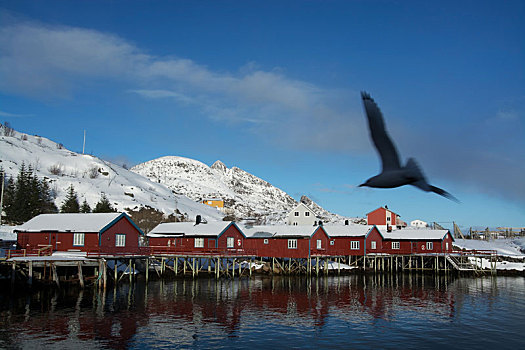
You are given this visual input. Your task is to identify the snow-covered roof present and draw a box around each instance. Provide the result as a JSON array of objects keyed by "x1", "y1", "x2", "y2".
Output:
[
  {"x1": 244, "y1": 225, "x2": 314, "y2": 238},
  {"x1": 381, "y1": 228, "x2": 450, "y2": 241},
  {"x1": 320, "y1": 224, "x2": 374, "y2": 237},
  {"x1": 15, "y1": 213, "x2": 124, "y2": 233},
  {"x1": 148, "y1": 221, "x2": 236, "y2": 237}
]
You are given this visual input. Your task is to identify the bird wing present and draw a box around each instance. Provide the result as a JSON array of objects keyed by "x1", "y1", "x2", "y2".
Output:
[{"x1": 361, "y1": 92, "x2": 401, "y2": 171}]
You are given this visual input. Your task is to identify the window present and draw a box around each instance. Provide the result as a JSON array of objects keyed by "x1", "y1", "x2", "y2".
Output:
[
  {"x1": 305, "y1": 212, "x2": 310, "y2": 217},
  {"x1": 446, "y1": 242, "x2": 449, "y2": 251},
  {"x1": 115, "y1": 234, "x2": 126, "y2": 247},
  {"x1": 387, "y1": 216, "x2": 391, "y2": 222},
  {"x1": 426, "y1": 242, "x2": 433, "y2": 250},
  {"x1": 293, "y1": 222, "x2": 298, "y2": 226},
  {"x1": 195, "y1": 238, "x2": 204, "y2": 248},
  {"x1": 371, "y1": 241, "x2": 376, "y2": 250},
  {"x1": 392, "y1": 241, "x2": 400, "y2": 250},
  {"x1": 263, "y1": 239, "x2": 269, "y2": 245},
  {"x1": 294, "y1": 211, "x2": 299, "y2": 217},
  {"x1": 317, "y1": 239, "x2": 322, "y2": 249},
  {"x1": 227, "y1": 237, "x2": 234, "y2": 248},
  {"x1": 288, "y1": 239, "x2": 297, "y2": 249},
  {"x1": 330, "y1": 240, "x2": 334, "y2": 246},
  {"x1": 208, "y1": 201, "x2": 212, "y2": 205},
  {"x1": 73, "y1": 233, "x2": 84, "y2": 246},
  {"x1": 351, "y1": 241, "x2": 359, "y2": 250}
]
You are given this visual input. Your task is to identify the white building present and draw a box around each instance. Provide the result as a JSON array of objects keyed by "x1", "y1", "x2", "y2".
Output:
[
  {"x1": 286, "y1": 202, "x2": 317, "y2": 226},
  {"x1": 410, "y1": 219, "x2": 428, "y2": 228}
]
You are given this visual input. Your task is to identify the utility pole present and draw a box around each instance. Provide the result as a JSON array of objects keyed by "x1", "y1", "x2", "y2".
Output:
[
  {"x1": 0, "y1": 170, "x2": 5, "y2": 225},
  {"x1": 82, "y1": 130, "x2": 86, "y2": 154}
]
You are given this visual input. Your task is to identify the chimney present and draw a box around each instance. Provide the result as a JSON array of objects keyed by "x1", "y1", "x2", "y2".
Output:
[
  {"x1": 318, "y1": 221, "x2": 323, "y2": 226},
  {"x1": 345, "y1": 220, "x2": 349, "y2": 226},
  {"x1": 387, "y1": 224, "x2": 392, "y2": 232},
  {"x1": 195, "y1": 215, "x2": 202, "y2": 226}
]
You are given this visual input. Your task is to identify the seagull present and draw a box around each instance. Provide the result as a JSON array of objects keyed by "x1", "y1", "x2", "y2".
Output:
[{"x1": 359, "y1": 92, "x2": 458, "y2": 202}]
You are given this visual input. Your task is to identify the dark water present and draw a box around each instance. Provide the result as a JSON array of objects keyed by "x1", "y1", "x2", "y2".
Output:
[{"x1": 1, "y1": 275, "x2": 524, "y2": 349}]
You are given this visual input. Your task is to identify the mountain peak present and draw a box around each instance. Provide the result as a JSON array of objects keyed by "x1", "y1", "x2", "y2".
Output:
[{"x1": 211, "y1": 160, "x2": 227, "y2": 172}]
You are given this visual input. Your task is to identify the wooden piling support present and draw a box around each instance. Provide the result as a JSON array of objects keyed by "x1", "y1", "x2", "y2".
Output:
[
  {"x1": 77, "y1": 261, "x2": 84, "y2": 288},
  {"x1": 28, "y1": 261, "x2": 33, "y2": 286},
  {"x1": 146, "y1": 258, "x2": 149, "y2": 283},
  {"x1": 52, "y1": 263, "x2": 59, "y2": 288}
]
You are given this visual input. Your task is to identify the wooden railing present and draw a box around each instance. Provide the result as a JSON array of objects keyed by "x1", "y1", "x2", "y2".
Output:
[{"x1": 6, "y1": 245, "x2": 53, "y2": 258}]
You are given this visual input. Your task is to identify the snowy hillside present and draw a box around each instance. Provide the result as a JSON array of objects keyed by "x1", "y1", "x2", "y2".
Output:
[
  {"x1": 0, "y1": 125, "x2": 223, "y2": 221},
  {"x1": 131, "y1": 156, "x2": 359, "y2": 224},
  {"x1": 131, "y1": 156, "x2": 296, "y2": 222}
]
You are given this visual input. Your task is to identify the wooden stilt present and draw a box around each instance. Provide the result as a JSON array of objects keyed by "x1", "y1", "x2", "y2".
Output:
[
  {"x1": 78, "y1": 261, "x2": 84, "y2": 288},
  {"x1": 52, "y1": 263, "x2": 59, "y2": 288},
  {"x1": 114, "y1": 260, "x2": 118, "y2": 283},
  {"x1": 129, "y1": 259, "x2": 132, "y2": 284},
  {"x1": 146, "y1": 258, "x2": 149, "y2": 283},
  {"x1": 28, "y1": 261, "x2": 33, "y2": 286}
]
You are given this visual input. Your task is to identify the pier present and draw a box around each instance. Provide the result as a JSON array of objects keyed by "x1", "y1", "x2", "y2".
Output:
[{"x1": 1, "y1": 247, "x2": 498, "y2": 288}]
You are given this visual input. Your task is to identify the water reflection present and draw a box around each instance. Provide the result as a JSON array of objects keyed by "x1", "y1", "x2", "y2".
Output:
[{"x1": 0, "y1": 275, "x2": 523, "y2": 349}]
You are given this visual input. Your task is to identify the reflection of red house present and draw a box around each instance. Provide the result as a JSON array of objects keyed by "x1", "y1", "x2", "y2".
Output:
[
  {"x1": 147, "y1": 221, "x2": 246, "y2": 253},
  {"x1": 15, "y1": 213, "x2": 143, "y2": 254}
]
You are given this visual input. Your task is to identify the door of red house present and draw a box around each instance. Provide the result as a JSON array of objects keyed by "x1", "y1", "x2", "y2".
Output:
[
  {"x1": 208, "y1": 239, "x2": 216, "y2": 248},
  {"x1": 50, "y1": 233, "x2": 57, "y2": 250}
]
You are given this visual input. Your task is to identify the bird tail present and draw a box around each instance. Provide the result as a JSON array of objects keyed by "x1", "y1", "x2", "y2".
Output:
[{"x1": 406, "y1": 158, "x2": 460, "y2": 202}]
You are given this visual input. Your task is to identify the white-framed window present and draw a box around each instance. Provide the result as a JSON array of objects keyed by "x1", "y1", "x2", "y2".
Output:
[
  {"x1": 115, "y1": 234, "x2": 126, "y2": 247},
  {"x1": 227, "y1": 237, "x2": 234, "y2": 248},
  {"x1": 208, "y1": 201, "x2": 212, "y2": 205},
  {"x1": 195, "y1": 238, "x2": 204, "y2": 248},
  {"x1": 392, "y1": 241, "x2": 400, "y2": 250},
  {"x1": 305, "y1": 212, "x2": 310, "y2": 217},
  {"x1": 288, "y1": 239, "x2": 297, "y2": 249},
  {"x1": 317, "y1": 239, "x2": 322, "y2": 249},
  {"x1": 330, "y1": 240, "x2": 334, "y2": 246},
  {"x1": 387, "y1": 216, "x2": 391, "y2": 222},
  {"x1": 371, "y1": 241, "x2": 376, "y2": 250},
  {"x1": 293, "y1": 222, "x2": 298, "y2": 226},
  {"x1": 263, "y1": 239, "x2": 269, "y2": 245},
  {"x1": 426, "y1": 242, "x2": 433, "y2": 250},
  {"x1": 73, "y1": 233, "x2": 84, "y2": 246},
  {"x1": 294, "y1": 211, "x2": 299, "y2": 217},
  {"x1": 351, "y1": 241, "x2": 359, "y2": 250}
]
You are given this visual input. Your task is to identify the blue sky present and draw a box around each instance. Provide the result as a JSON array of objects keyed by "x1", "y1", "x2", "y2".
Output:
[{"x1": 1, "y1": 0, "x2": 524, "y2": 229}]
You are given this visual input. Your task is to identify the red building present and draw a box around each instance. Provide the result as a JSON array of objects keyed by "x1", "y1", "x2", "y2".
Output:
[
  {"x1": 379, "y1": 228, "x2": 454, "y2": 254},
  {"x1": 319, "y1": 224, "x2": 383, "y2": 256},
  {"x1": 147, "y1": 221, "x2": 247, "y2": 254},
  {"x1": 244, "y1": 225, "x2": 315, "y2": 258},
  {"x1": 15, "y1": 213, "x2": 144, "y2": 254},
  {"x1": 366, "y1": 207, "x2": 401, "y2": 228}
]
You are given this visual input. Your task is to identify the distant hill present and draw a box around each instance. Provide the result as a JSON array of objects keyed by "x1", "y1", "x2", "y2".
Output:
[{"x1": 0, "y1": 124, "x2": 223, "y2": 224}]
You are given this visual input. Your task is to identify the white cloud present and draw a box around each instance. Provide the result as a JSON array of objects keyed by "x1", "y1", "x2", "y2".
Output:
[
  {"x1": 0, "y1": 110, "x2": 33, "y2": 118},
  {"x1": 0, "y1": 20, "x2": 366, "y2": 151}
]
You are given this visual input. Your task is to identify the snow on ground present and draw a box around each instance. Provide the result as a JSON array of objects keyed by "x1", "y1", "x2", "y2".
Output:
[
  {"x1": 454, "y1": 238, "x2": 525, "y2": 258},
  {"x1": 468, "y1": 257, "x2": 525, "y2": 271}
]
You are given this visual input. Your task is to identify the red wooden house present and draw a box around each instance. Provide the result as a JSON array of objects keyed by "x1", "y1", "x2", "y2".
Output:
[
  {"x1": 244, "y1": 225, "x2": 315, "y2": 258},
  {"x1": 15, "y1": 213, "x2": 144, "y2": 254},
  {"x1": 319, "y1": 224, "x2": 383, "y2": 256},
  {"x1": 147, "y1": 221, "x2": 247, "y2": 254},
  {"x1": 366, "y1": 206, "x2": 401, "y2": 229},
  {"x1": 379, "y1": 228, "x2": 454, "y2": 254}
]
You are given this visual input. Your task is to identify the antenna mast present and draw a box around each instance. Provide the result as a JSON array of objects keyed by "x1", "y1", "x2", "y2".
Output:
[{"x1": 82, "y1": 130, "x2": 86, "y2": 154}]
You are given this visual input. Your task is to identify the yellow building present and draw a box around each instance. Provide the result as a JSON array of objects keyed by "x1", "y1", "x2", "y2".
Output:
[{"x1": 202, "y1": 198, "x2": 224, "y2": 209}]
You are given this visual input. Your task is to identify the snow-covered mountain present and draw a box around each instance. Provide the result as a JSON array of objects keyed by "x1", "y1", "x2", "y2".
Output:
[
  {"x1": 0, "y1": 125, "x2": 222, "y2": 222},
  {"x1": 131, "y1": 156, "x2": 362, "y2": 224}
]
